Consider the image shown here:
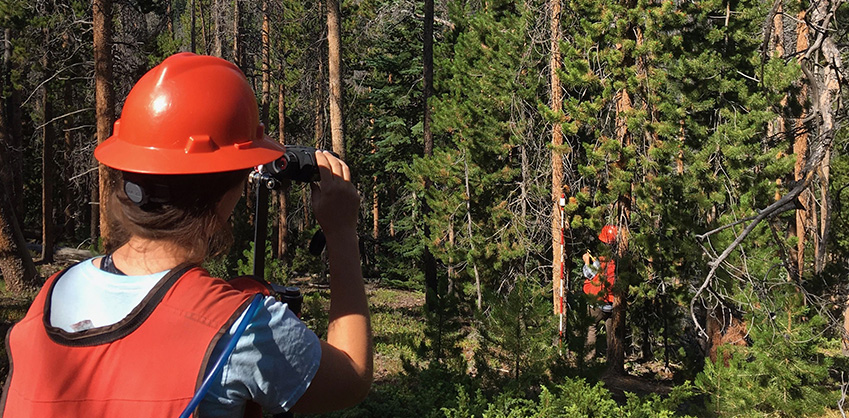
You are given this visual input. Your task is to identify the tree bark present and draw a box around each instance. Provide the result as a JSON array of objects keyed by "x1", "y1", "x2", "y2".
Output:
[
  {"x1": 94, "y1": 0, "x2": 117, "y2": 251},
  {"x1": 41, "y1": 31, "x2": 55, "y2": 263},
  {"x1": 166, "y1": 0, "x2": 174, "y2": 39},
  {"x1": 212, "y1": 0, "x2": 222, "y2": 57},
  {"x1": 607, "y1": 87, "x2": 633, "y2": 376},
  {"x1": 3, "y1": 28, "x2": 23, "y2": 220},
  {"x1": 261, "y1": 0, "x2": 271, "y2": 127},
  {"x1": 422, "y1": 0, "x2": 438, "y2": 311},
  {"x1": 276, "y1": 73, "x2": 288, "y2": 260},
  {"x1": 793, "y1": 10, "x2": 810, "y2": 278},
  {"x1": 191, "y1": 0, "x2": 197, "y2": 53},
  {"x1": 326, "y1": 0, "x2": 344, "y2": 159},
  {"x1": 0, "y1": 39, "x2": 38, "y2": 292},
  {"x1": 233, "y1": 0, "x2": 241, "y2": 68},
  {"x1": 0, "y1": 179, "x2": 38, "y2": 293},
  {"x1": 62, "y1": 40, "x2": 76, "y2": 237},
  {"x1": 549, "y1": 0, "x2": 565, "y2": 316}
]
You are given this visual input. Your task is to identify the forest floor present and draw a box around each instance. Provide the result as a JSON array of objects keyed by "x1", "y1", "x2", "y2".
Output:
[{"x1": 0, "y1": 248, "x2": 685, "y2": 409}]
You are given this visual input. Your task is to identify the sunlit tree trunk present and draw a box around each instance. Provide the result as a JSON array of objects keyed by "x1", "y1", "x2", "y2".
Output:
[
  {"x1": 262, "y1": 0, "x2": 271, "y2": 125},
  {"x1": 94, "y1": 0, "x2": 116, "y2": 251},
  {"x1": 326, "y1": 0, "x2": 344, "y2": 159},
  {"x1": 607, "y1": 87, "x2": 632, "y2": 375},
  {"x1": 549, "y1": 0, "x2": 565, "y2": 316},
  {"x1": 793, "y1": 10, "x2": 810, "y2": 277}
]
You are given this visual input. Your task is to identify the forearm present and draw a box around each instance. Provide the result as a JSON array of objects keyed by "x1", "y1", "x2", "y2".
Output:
[{"x1": 325, "y1": 229, "x2": 372, "y2": 382}]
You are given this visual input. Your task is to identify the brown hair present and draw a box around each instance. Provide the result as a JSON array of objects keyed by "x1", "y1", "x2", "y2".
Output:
[{"x1": 109, "y1": 169, "x2": 250, "y2": 264}]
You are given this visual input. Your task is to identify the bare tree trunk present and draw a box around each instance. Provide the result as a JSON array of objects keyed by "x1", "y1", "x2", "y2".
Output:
[
  {"x1": 0, "y1": 180, "x2": 38, "y2": 293},
  {"x1": 261, "y1": 0, "x2": 271, "y2": 126},
  {"x1": 464, "y1": 156, "x2": 482, "y2": 310},
  {"x1": 326, "y1": 0, "x2": 344, "y2": 159},
  {"x1": 314, "y1": 51, "x2": 325, "y2": 149},
  {"x1": 212, "y1": 0, "x2": 222, "y2": 57},
  {"x1": 549, "y1": 0, "x2": 565, "y2": 316},
  {"x1": 166, "y1": 0, "x2": 174, "y2": 39},
  {"x1": 811, "y1": 0, "x2": 841, "y2": 275},
  {"x1": 94, "y1": 0, "x2": 116, "y2": 251},
  {"x1": 233, "y1": 0, "x2": 241, "y2": 68},
  {"x1": 199, "y1": 0, "x2": 209, "y2": 54},
  {"x1": 606, "y1": 87, "x2": 633, "y2": 376},
  {"x1": 190, "y1": 0, "x2": 196, "y2": 53},
  {"x1": 41, "y1": 31, "x2": 55, "y2": 263},
  {"x1": 0, "y1": 41, "x2": 38, "y2": 292},
  {"x1": 793, "y1": 10, "x2": 810, "y2": 277},
  {"x1": 3, "y1": 28, "x2": 23, "y2": 220},
  {"x1": 371, "y1": 140, "x2": 379, "y2": 260},
  {"x1": 422, "y1": 0, "x2": 438, "y2": 311},
  {"x1": 276, "y1": 74, "x2": 288, "y2": 260},
  {"x1": 62, "y1": 44, "x2": 76, "y2": 236}
]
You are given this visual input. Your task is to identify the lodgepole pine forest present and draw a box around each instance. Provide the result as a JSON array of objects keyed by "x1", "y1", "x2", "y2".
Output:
[{"x1": 1, "y1": 0, "x2": 849, "y2": 416}]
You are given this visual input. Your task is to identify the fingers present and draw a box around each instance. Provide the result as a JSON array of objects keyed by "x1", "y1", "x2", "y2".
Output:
[{"x1": 314, "y1": 150, "x2": 349, "y2": 182}]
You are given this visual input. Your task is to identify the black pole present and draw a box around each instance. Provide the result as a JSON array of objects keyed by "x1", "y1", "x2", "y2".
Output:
[{"x1": 253, "y1": 182, "x2": 269, "y2": 277}]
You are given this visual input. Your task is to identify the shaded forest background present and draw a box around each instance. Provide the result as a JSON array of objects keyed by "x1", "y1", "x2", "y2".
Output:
[{"x1": 1, "y1": 0, "x2": 848, "y2": 416}]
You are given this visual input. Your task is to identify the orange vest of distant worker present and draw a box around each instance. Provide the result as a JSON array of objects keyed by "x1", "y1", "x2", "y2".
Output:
[
  {"x1": 1, "y1": 265, "x2": 259, "y2": 418},
  {"x1": 583, "y1": 257, "x2": 616, "y2": 304}
]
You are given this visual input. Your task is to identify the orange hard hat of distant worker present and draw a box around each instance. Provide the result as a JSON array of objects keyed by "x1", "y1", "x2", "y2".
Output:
[
  {"x1": 598, "y1": 225, "x2": 617, "y2": 244},
  {"x1": 94, "y1": 53, "x2": 284, "y2": 174}
]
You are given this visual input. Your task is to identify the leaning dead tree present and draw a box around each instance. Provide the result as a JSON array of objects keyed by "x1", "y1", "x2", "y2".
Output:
[{"x1": 691, "y1": 0, "x2": 846, "y2": 339}]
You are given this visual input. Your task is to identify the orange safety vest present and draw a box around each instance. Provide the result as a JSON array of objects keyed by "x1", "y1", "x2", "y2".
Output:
[
  {"x1": 583, "y1": 257, "x2": 616, "y2": 304},
  {"x1": 1, "y1": 264, "x2": 267, "y2": 418}
]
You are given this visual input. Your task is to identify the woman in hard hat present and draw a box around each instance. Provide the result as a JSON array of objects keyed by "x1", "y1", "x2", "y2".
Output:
[
  {"x1": 582, "y1": 224, "x2": 617, "y2": 312},
  {"x1": 582, "y1": 224, "x2": 617, "y2": 360},
  {"x1": 2, "y1": 53, "x2": 372, "y2": 417}
]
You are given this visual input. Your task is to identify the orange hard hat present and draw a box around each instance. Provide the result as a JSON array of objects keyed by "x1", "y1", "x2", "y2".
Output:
[
  {"x1": 598, "y1": 224, "x2": 617, "y2": 244},
  {"x1": 95, "y1": 53, "x2": 285, "y2": 174}
]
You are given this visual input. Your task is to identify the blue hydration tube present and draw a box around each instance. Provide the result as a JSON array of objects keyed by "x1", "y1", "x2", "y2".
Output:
[{"x1": 179, "y1": 294, "x2": 265, "y2": 418}]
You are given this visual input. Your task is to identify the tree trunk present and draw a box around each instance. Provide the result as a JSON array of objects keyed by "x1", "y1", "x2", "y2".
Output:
[
  {"x1": 3, "y1": 28, "x2": 23, "y2": 220},
  {"x1": 166, "y1": 0, "x2": 173, "y2": 39},
  {"x1": 810, "y1": 0, "x2": 840, "y2": 275},
  {"x1": 549, "y1": 0, "x2": 565, "y2": 316},
  {"x1": 793, "y1": 10, "x2": 810, "y2": 278},
  {"x1": 0, "y1": 44, "x2": 38, "y2": 292},
  {"x1": 94, "y1": 0, "x2": 117, "y2": 251},
  {"x1": 0, "y1": 180, "x2": 38, "y2": 293},
  {"x1": 326, "y1": 0, "x2": 344, "y2": 159},
  {"x1": 62, "y1": 48, "x2": 76, "y2": 237},
  {"x1": 190, "y1": 0, "x2": 196, "y2": 53},
  {"x1": 606, "y1": 87, "x2": 633, "y2": 376},
  {"x1": 463, "y1": 156, "x2": 482, "y2": 310},
  {"x1": 212, "y1": 0, "x2": 222, "y2": 57},
  {"x1": 276, "y1": 74, "x2": 288, "y2": 260},
  {"x1": 261, "y1": 0, "x2": 271, "y2": 126},
  {"x1": 41, "y1": 33, "x2": 55, "y2": 263},
  {"x1": 199, "y1": 0, "x2": 208, "y2": 54},
  {"x1": 706, "y1": 306, "x2": 748, "y2": 365},
  {"x1": 422, "y1": 0, "x2": 438, "y2": 311},
  {"x1": 233, "y1": 0, "x2": 241, "y2": 68}
]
